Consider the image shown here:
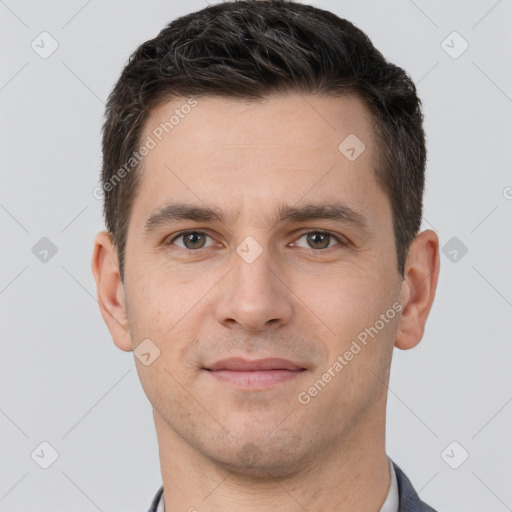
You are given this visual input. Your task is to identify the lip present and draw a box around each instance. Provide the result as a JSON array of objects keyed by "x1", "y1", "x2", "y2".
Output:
[
  {"x1": 206, "y1": 357, "x2": 305, "y2": 371},
  {"x1": 204, "y1": 358, "x2": 306, "y2": 389}
]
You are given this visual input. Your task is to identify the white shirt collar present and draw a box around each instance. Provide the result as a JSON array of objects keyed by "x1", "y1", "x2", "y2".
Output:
[
  {"x1": 156, "y1": 457, "x2": 399, "y2": 512},
  {"x1": 380, "y1": 457, "x2": 400, "y2": 512},
  {"x1": 156, "y1": 488, "x2": 165, "y2": 512}
]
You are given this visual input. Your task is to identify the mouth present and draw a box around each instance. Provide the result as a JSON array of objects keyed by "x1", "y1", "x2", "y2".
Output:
[{"x1": 203, "y1": 357, "x2": 307, "y2": 389}]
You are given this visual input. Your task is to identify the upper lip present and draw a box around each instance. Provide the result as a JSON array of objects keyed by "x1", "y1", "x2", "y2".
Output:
[{"x1": 206, "y1": 357, "x2": 305, "y2": 371}]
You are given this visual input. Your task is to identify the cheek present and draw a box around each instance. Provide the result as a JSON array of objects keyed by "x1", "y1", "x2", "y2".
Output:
[
  {"x1": 302, "y1": 264, "x2": 381, "y2": 325},
  {"x1": 301, "y1": 264, "x2": 399, "y2": 366},
  {"x1": 128, "y1": 265, "x2": 228, "y2": 371},
  {"x1": 127, "y1": 261, "x2": 198, "y2": 318},
  {"x1": 125, "y1": 271, "x2": 204, "y2": 403}
]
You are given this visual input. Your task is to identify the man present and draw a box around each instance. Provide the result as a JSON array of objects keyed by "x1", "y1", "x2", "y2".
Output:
[{"x1": 91, "y1": 1, "x2": 440, "y2": 510}]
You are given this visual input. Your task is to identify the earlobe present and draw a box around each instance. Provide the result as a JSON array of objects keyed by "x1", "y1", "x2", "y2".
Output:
[
  {"x1": 394, "y1": 229, "x2": 440, "y2": 350},
  {"x1": 91, "y1": 231, "x2": 133, "y2": 352}
]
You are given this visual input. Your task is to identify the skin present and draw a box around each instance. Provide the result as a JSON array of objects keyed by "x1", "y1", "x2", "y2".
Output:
[{"x1": 91, "y1": 93, "x2": 440, "y2": 511}]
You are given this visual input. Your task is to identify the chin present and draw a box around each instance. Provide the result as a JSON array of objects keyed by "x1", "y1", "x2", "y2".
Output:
[{"x1": 205, "y1": 434, "x2": 312, "y2": 480}]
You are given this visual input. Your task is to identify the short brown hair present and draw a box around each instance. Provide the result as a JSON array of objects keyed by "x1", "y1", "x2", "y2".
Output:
[{"x1": 101, "y1": 0, "x2": 426, "y2": 281}]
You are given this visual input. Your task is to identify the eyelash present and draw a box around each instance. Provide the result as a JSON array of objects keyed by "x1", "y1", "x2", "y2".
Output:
[{"x1": 165, "y1": 230, "x2": 347, "y2": 254}]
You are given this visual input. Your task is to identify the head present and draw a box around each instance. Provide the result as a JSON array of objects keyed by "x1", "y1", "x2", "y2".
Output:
[{"x1": 92, "y1": 0, "x2": 439, "y2": 478}]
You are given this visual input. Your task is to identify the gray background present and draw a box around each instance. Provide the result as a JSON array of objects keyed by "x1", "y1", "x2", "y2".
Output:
[{"x1": 1, "y1": 0, "x2": 511, "y2": 510}]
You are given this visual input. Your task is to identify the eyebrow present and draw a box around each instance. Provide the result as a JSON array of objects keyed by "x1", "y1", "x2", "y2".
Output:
[{"x1": 143, "y1": 201, "x2": 373, "y2": 236}]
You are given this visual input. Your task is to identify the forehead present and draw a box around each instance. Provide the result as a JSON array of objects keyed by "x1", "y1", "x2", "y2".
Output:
[
  {"x1": 132, "y1": 93, "x2": 388, "y2": 230},
  {"x1": 143, "y1": 92, "x2": 377, "y2": 162}
]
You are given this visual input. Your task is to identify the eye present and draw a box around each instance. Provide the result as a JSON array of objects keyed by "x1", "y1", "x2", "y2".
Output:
[
  {"x1": 168, "y1": 231, "x2": 215, "y2": 250},
  {"x1": 165, "y1": 229, "x2": 346, "y2": 253},
  {"x1": 293, "y1": 231, "x2": 345, "y2": 251}
]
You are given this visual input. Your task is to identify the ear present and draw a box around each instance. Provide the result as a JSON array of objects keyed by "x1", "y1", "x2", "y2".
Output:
[
  {"x1": 395, "y1": 229, "x2": 440, "y2": 350},
  {"x1": 91, "y1": 231, "x2": 133, "y2": 352}
]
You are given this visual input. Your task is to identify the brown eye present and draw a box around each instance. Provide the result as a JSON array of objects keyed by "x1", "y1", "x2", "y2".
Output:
[
  {"x1": 307, "y1": 232, "x2": 330, "y2": 249},
  {"x1": 294, "y1": 231, "x2": 344, "y2": 250},
  {"x1": 170, "y1": 231, "x2": 213, "y2": 250}
]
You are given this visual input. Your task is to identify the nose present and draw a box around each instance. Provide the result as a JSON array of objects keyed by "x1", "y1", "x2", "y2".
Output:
[{"x1": 213, "y1": 245, "x2": 294, "y2": 332}]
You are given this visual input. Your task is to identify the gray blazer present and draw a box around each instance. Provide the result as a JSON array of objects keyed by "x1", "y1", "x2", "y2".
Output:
[
  {"x1": 392, "y1": 461, "x2": 438, "y2": 512},
  {"x1": 147, "y1": 460, "x2": 438, "y2": 512}
]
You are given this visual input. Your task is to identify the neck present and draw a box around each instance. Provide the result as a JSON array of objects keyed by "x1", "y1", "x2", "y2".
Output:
[{"x1": 153, "y1": 403, "x2": 391, "y2": 512}]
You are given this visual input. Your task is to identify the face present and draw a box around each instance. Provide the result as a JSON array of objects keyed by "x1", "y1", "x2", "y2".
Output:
[{"x1": 100, "y1": 93, "x2": 412, "y2": 477}]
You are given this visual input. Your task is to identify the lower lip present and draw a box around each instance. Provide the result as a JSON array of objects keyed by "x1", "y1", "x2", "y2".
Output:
[{"x1": 206, "y1": 369, "x2": 305, "y2": 388}]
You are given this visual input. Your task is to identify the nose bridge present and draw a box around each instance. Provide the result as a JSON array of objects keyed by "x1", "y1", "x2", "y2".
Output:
[
  {"x1": 235, "y1": 238, "x2": 276, "y2": 293},
  {"x1": 214, "y1": 235, "x2": 293, "y2": 331}
]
